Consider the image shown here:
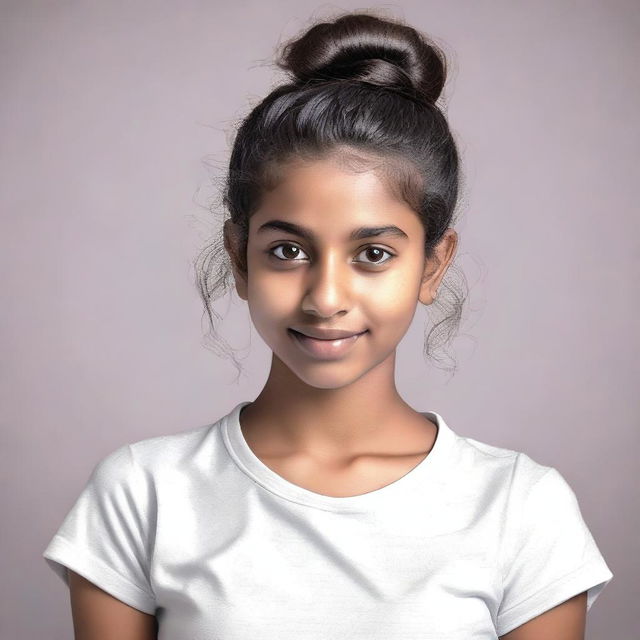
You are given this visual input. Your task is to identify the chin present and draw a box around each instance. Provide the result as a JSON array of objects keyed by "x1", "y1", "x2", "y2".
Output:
[
  {"x1": 289, "y1": 369, "x2": 365, "y2": 390},
  {"x1": 279, "y1": 351, "x2": 383, "y2": 391}
]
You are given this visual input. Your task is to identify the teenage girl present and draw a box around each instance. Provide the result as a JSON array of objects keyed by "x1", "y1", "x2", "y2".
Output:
[{"x1": 43, "y1": 11, "x2": 613, "y2": 639}]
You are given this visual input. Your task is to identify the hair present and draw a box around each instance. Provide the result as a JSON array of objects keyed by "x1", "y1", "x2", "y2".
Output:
[{"x1": 194, "y1": 9, "x2": 470, "y2": 381}]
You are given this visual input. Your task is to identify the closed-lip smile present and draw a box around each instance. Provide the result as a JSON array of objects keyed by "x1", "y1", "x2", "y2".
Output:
[
  {"x1": 288, "y1": 326, "x2": 368, "y2": 360},
  {"x1": 288, "y1": 327, "x2": 367, "y2": 340}
]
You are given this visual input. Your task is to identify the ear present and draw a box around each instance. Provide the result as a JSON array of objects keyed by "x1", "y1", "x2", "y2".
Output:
[
  {"x1": 418, "y1": 228, "x2": 458, "y2": 305},
  {"x1": 223, "y1": 219, "x2": 249, "y2": 301}
]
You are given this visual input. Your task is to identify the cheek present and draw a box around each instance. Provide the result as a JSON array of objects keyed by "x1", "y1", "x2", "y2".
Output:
[
  {"x1": 246, "y1": 271, "x2": 298, "y2": 326},
  {"x1": 363, "y1": 281, "x2": 420, "y2": 335},
  {"x1": 369, "y1": 269, "x2": 423, "y2": 344}
]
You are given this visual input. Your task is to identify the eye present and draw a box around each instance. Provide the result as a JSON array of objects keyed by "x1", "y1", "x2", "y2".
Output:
[
  {"x1": 354, "y1": 246, "x2": 395, "y2": 266},
  {"x1": 265, "y1": 243, "x2": 396, "y2": 266},
  {"x1": 267, "y1": 243, "x2": 309, "y2": 261}
]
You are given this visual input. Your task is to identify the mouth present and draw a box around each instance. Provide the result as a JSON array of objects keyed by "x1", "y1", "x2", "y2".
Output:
[{"x1": 287, "y1": 328, "x2": 368, "y2": 360}]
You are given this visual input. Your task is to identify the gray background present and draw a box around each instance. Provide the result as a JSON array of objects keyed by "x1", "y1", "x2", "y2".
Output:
[{"x1": 2, "y1": 1, "x2": 638, "y2": 638}]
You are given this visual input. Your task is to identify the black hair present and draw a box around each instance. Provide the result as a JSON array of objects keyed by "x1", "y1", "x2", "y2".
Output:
[{"x1": 195, "y1": 10, "x2": 469, "y2": 380}]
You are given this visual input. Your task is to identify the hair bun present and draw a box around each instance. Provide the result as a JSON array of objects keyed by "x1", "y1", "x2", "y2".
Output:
[{"x1": 276, "y1": 13, "x2": 447, "y2": 106}]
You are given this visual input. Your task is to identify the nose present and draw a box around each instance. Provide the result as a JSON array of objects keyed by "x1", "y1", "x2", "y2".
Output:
[{"x1": 301, "y1": 252, "x2": 351, "y2": 318}]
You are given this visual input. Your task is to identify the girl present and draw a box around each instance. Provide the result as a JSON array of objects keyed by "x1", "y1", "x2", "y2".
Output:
[{"x1": 43, "y1": 11, "x2": 613, "y2": 639}]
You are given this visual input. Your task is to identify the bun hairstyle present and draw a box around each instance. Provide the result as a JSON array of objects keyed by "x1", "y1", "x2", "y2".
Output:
[
  {"x1": 196, "y1": 11, "x2": 468, "y2": 377},
  {"x1": 278, "y1": 13, "x2": 446, "y2": 107}
]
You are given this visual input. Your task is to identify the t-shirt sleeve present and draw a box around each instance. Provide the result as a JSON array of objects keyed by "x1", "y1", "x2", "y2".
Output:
[
  {"x1": 495, "y1": 465, "x2": 613, "y2": 636},
  {"x1": 42, "y1": 443, "x2": 156, "y2": 615}
]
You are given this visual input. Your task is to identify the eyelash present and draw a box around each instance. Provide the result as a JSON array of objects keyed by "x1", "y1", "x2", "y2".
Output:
[{"x1": 266, "y1": 243, "x2": 396, "y2": 266}]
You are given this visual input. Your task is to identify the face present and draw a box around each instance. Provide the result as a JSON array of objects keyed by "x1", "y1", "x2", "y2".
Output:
[{"x1": 224, "y1": 155, "x2": 457, "y2": 389}]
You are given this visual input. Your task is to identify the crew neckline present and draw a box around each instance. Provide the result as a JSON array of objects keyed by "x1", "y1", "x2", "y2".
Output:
[{"x1": 221, "y1": 400, "x2": 457, "y2": 512}]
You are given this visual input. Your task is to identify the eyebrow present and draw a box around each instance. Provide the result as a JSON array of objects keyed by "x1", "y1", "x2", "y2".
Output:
[{"x1": 256, "y1": 219, "x2": 409, "y2": 242}]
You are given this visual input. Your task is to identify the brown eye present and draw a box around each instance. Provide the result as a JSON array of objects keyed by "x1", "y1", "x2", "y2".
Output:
[
  {"x1": 355, "y1": 246, "x2": 395, "y2": 265},
  {"x1": 268, "y1": 243, "x2": 309, "y2": 261}
]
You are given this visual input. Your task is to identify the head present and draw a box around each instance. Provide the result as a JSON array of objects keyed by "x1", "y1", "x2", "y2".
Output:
[{"x1": 196, "y1": 11, "x2": 468, "y2": 382}]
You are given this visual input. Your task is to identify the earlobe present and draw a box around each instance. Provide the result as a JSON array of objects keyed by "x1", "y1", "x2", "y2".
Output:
[
  {"x1": 418, "y1": 263, "x2": 440, "y2": 305},
  {"x1": 418, "y1": 228, "x2": 458, "y2": 305}
]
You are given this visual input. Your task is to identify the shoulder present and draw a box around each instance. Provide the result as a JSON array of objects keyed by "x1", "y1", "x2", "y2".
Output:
[
  {"x1": 92, "y1": 416, "x2": 226, "y2": 484},
  {"x1": 452, "y1": 430, "x2": 553, "y2": 493},
  {"x1": 450, "y1": 433, "x2": 589, "y2": 548},
  {"x1": 444, "y1": 429, "x2": 578, "y2": 523}
]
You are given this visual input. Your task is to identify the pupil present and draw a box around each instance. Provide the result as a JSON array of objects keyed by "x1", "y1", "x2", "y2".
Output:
[
  {"x1": 283, "y1": 246, "x2": 298, "y2": 259},
  {"x1": 368, "y1": 247, "x2": 381, "y2": 261}
]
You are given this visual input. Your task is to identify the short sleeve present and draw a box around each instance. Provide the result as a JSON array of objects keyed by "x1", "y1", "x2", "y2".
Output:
[
  {"x1": 42, "y1": 444, "x2": 157, "y2": 615},
  {"x1": 496, "y1": 466, "x2": 613, "y2": 636}
]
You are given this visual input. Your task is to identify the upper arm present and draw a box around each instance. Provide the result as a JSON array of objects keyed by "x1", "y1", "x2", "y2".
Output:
[
  {"x1": 68, "y1": 569, "x2": 158, "y2": 640},
  {"x1": 499, "y1": 591, "x2": 587, "y2": 640}
]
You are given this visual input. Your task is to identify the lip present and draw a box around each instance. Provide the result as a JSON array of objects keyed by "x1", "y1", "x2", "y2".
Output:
[
  {"x1": 289, "y1": 327, "x2": 367, "y2": 340},
  {"x1": 288, "y1": 328, "x2": 367, "y2": 360}
]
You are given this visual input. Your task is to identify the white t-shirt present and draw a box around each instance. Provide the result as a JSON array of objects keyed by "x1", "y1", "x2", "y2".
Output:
[{"x1": 43, "y1": 401, "x2": 613, "y2": 638}]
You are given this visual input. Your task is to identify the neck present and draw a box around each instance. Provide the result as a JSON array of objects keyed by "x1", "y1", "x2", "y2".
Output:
[{"x1": 239, "y1": 350, "x2": 430, "y2": 458}]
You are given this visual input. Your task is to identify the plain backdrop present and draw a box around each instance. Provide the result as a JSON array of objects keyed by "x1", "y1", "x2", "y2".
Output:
[{"x1": 1, "y1": 1, "x2": 638, "y2": 638}]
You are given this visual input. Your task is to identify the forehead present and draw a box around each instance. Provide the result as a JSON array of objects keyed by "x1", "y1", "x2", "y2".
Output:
[{"x1": 251, "y1": 157, "x2": 421, "y2": 239}]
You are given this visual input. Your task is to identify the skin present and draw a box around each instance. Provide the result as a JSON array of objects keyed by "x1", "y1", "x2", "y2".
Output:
[
  {"x1": 65, "y1": 153, "x2": 587, "y2": 638},
  {"x1": 67, "y1": 569, "x2": 157, "y2": 639},
  {"x1": 499, "y1": 591, "x2": 587, "y2": 639},
  {"x1": 223, "y1": 154, "x2": 588, "y2": 639},
  {"x1": 224, "y1": 156, "x2": 457, "y2": 481}
]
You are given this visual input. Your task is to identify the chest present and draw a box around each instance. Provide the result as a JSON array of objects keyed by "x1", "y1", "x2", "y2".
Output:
[
  {"x1": 257, "y1": 451, "x2": 433, "y2": 498},
  {"x1": 151, "y1": 476, "x2": 503, "y2": 639}
]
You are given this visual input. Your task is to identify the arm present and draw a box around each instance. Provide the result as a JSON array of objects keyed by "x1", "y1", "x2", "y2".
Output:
[
  {"x1": 499, "y1": 591, "x2": 587, "y2": 640},
  {"x1": 68, "y1": 569, "x2": 158, "y2": 640}
]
